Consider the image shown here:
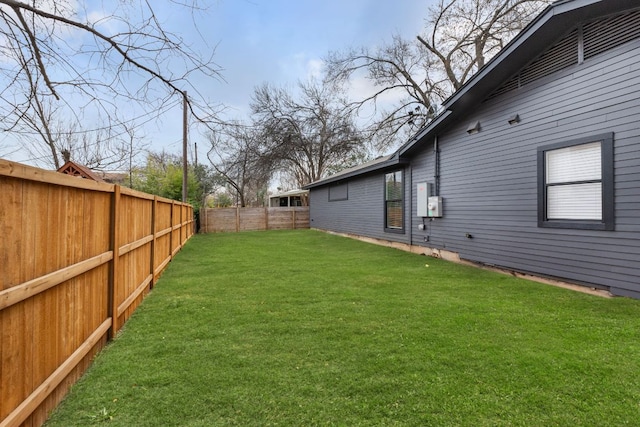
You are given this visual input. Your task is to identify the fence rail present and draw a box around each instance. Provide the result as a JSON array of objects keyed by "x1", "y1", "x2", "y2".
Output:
[
  {"x1": 201, "y1": 206, "x2": 309, "y2": 233},
  {"x1": 0, "y1": 159, "x2": 194, "y2": 427}
]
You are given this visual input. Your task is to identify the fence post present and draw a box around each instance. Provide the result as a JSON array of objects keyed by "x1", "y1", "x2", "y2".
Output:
[
  {"x1": 181, "y1": 205, "x2": 186, "y2": 243},
  {"x1": 235, "y1": 206, "x2": 240, "y2": 233},
  {"x1": 203, "y1": 207, "x2": 208, "y2": 233},
  {"x1": 179, "y1": 203, "x2": 183, "y2": 248},
  {"x1": 191, "y1": 207, "x2": 194, "y2": 237},
  {"x1": 292, "y1": 208, "x2": 296, "y2": 230},
  {"x1": 150, "y1": 196, "x2": 157, "y2": 289},
  {"x1": 265, "y1": 207, "x2": 269, "y2": 230},
  {"x1": 170, "y1": 201, "x2": 174, "y2": 259},
  {"x1": 108, "y1": 185, "x2": 121, "y2": 339}
]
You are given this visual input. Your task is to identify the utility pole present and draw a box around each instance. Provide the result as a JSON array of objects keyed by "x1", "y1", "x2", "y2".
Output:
[
  {"x1": 129, "y1": 132, "x2": 133, "y2": 189},
  {"x1": 182, "y1": 90, "x2": 188, "y2": 203}
]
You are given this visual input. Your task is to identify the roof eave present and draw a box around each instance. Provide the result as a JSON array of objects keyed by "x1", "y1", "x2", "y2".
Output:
[
  {"x1": 306, "y1": 0, "x2": 637, "y2": 187},
  {"x1": 397, "y1": 0, "x2": 634, "y2": 157},
  {"x1": 443, "y1": 0, "x2": 638, "y2": 111},
  {"x1": 397, "y1": 110, "x2": 453, "y2": 157},
  {"x1": 303, "y1": 156, "x2": 408, "y2": 189}
]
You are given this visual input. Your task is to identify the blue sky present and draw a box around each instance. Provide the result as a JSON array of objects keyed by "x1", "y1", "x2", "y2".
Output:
[
  {"x1": 165, "y1": 0, "x2": 433, "y2": 158},
  {"x1": 202, "y1": 0, "x2": 429, "y2": 116},
  {"x1": 3, "y1": 0, "x2": 433, "y2": 166}
]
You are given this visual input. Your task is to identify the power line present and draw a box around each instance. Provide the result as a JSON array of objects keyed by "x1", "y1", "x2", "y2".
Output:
[
  {"x1": 2, "y1": 98, "x2": 182, "y2": 137},
  {"x1": 5, "y1": 98, "x2": 188, "y2": 164}
]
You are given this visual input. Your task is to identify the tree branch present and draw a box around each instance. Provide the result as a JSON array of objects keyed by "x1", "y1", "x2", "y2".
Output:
[{"x1": 10, "y1": 4, "x2": 59, "y2": 100}]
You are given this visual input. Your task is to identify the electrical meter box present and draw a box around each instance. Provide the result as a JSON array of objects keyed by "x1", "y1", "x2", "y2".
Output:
[
  {"x1": 428, "y1": 196, "x2": 443, "y2": 217},
  {"x1": 416, "y1": 182, "x2": 430, "y2": 217}
]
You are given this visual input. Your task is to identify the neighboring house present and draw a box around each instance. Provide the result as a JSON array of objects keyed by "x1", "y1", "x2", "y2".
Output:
[
  {"x1": 305, "y1": 0, "x2": 640, "y2": 298},
  {"x1": 57, "y1": 160, "x2": 106, "y2": 182},
  {"x1": 98, "y1": 171, "x2": 128, "y2": 185},
  {"x1": 269, "y1": 189, "x2": 309, "y2": 207},
  {"x1": 57, "y1": 161, "x2": 128, "y2": 185}
]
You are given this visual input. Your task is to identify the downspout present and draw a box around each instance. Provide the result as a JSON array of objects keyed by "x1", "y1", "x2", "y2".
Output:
[
  {"x1": 408, "y1": 163, "x2": 413, "y2": 246},
  {"x1": 434, "y1": 135, "x2": 440, "y2": 196}
]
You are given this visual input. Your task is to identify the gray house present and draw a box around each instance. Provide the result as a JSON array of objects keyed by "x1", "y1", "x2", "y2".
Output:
[{"x1": 305, "y1": 0, "x2": 640, "y2": 298}]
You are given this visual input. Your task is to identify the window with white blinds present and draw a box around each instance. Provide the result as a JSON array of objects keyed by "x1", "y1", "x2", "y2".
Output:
[
  {"x1": 545, "y1": 142, "x2": 601, "y2": 183},
  {"x1": 547, "y1": 183, "x2": 601, "y2": 219},
  {"x1": 545, "y1": 142, "x2": 602, "y2": 220},
  {"x1": 537, "y1": 133, "x2": 614, "y2": 230}
]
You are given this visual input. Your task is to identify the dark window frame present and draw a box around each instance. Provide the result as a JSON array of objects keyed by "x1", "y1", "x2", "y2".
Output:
[
  {"x1": 537, "y1": 132, "x2": 614, "y2": 230},
  {"x1": 384, "y1": 170, "x2": 404, "y2": 233}
]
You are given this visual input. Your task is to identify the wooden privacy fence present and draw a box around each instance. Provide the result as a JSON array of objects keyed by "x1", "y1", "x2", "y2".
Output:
[
  {"x1": 0, "y1": 159, "x2": 194, "y2": 427},
  {"x1": 201, "y1": 206, "x2": 309, "y2": 233}
]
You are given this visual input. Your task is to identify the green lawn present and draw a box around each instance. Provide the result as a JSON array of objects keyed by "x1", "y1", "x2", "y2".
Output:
[{"x1": 45, "y1": 230, "x2": 640, "y2": 426}]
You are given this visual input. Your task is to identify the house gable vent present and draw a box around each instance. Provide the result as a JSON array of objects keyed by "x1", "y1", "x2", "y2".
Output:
[
  {"x1": 519, "y1": 28, "x2": 578, "y2": 87},
  {"x1": 487, "y1": 8, "x2": 640, "y2": 101},
  {"x1": 487, "y1": 28, "x2": 578, "y2": 100},
  {"x1": 583, "y1": 9, "x2": 640, "y2": 60},
  {"x1": 489, "y1": 75, "x2": 519, "y2": 99}
]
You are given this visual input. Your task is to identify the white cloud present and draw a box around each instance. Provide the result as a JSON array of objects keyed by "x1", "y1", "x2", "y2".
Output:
[
  {"x1": 34, "y1": 0, "x2": 79, "y2": 16},
  {"x1": 86, "y1": 10, "x2": 112, "y2": 28},
  {"x1": 305, "y1": 58, "x2": 324, "y2": 80},
  {"x1": 278, "y1": 53, "x2": 326, "y2": 82}
]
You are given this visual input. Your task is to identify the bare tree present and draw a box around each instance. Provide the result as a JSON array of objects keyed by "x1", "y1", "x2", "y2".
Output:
[
  {"x1": 325, "y1": 34, "x2": 442, "y2": 148},
  {"x1": 11, "y1": 93, "x2": 146, "y2": 170},
  {"x1": 417, "y1": 0, "x2": 549, "y2": 91},
  {"x1": 57, "y1": 121, "x2": 148, "y2": 172},
  {"x1": 325, "y1": 0, "x2": 550, "y2": 148},
  {"x1": 206, "y1": 124, "x2": 273, "y2": 207},
  {"x1": 0, "y1": 0, "x2": 223, "y2": 166},
  {"x1": 251, "y1": 79, "x2": 366, "y2": 187}
]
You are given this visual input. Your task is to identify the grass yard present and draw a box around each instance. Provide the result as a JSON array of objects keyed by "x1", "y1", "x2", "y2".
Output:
[{"x1": 45, "y1": 230, "x2": 640, "y2": 426}]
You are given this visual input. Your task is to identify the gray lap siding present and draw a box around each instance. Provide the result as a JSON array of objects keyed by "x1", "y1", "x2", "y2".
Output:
[
  {"x1": 410, "y1": 40, "x2": 640, "y2": 296},
  {"x1": 309, "y1": 170, "x2": 411, "y2": 245}
]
